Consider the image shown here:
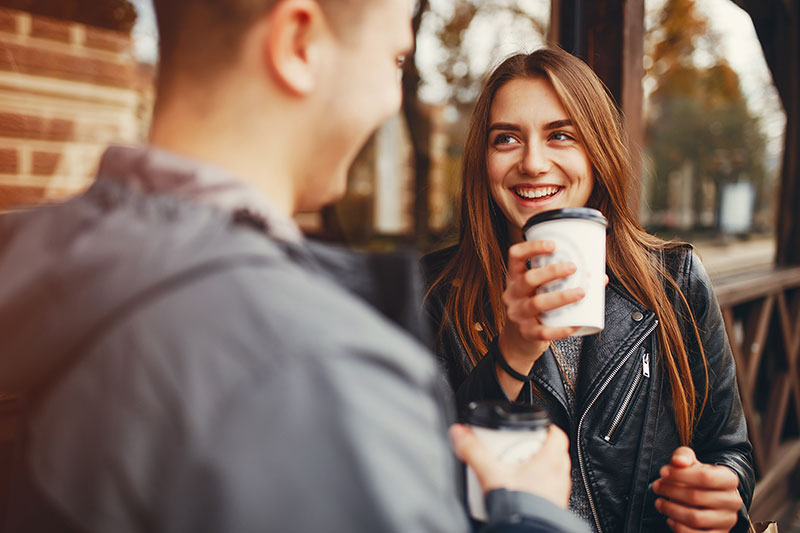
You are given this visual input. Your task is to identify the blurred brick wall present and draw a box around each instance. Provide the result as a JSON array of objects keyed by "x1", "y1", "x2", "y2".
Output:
[{"x1": 0, "y1": 7, "x2": 153, "y2": 211}]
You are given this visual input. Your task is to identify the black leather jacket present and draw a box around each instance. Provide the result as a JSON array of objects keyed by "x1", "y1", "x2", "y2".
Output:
[{"x1": 422, "y1": 244, "x2": 754, "y2": 533}]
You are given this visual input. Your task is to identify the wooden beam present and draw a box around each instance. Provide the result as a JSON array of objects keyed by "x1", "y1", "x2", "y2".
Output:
[{"x1": 552, "y1": 0, "x2": 645, "y2": 218}]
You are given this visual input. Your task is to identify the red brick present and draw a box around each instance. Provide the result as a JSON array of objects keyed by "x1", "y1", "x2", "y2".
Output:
[
  {"x1": 46, "y1": 119, "x2": 74, "y2": 142},
  {"x1": 0, "y1": 40, "x2": 135, "y2": 88},
  {"x1": 0, "y1": 9, "x2": 17, "y2": 33},
  {"x1": 0, "y1": 148, "x2": 17, "y2": 173},
  {"x1": 0, "y1": 184, "x2": 81, "y2": 209},
  {"x1": 32, "y1": 151, "x2": 60, "y2": 175},
  {"x1": 0, "y1": 112, "x2": 43, "y2": 139},
  {"x1": 0, "y1": 184, "x2": 47, "y2": 208},
  {"x1": 84, "y1": 26, "x2": 130, "y2": 53},
  {"x1": 30, "y1": 17, "x2": 71, "y2": 43},
  {"x1": 0, "y1": 112, "x2": 74, "y2": 141}
]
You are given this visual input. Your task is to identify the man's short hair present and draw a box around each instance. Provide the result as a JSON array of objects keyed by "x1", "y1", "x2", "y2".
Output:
[{"x1": 152, "y1": 0, "x2": 359, "y2": 88}]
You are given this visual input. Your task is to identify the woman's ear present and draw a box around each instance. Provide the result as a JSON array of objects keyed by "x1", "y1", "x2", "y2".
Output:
[{"x1": 257, "y1": 0, "x2": 332, "y2": 95}]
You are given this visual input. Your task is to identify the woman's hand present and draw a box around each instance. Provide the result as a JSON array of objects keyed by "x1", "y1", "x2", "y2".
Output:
[
  {"x1": 497, "y1": 240, "x2": 584, "y2": 376},
  {"x1": 653, "y1": 447, "x2": 743, "y2": 533}
]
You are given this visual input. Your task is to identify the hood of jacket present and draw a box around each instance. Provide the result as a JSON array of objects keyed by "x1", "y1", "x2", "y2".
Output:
[{"x1": 0, "y1": 179, "x2": 283, "y2": 401}]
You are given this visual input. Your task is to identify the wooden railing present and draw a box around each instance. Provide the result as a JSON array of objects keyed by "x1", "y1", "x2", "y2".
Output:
[{"x1": 713, "y1": 265, "x2": 800, "y2": 521}]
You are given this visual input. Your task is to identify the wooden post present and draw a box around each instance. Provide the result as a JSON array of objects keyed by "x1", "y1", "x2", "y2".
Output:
[
  {"x1": 551, "y1": 0, "x2": 645, "y2": 219},
  {"x1": 736, "y1": 0, "x2": 800, "y2": 266}
]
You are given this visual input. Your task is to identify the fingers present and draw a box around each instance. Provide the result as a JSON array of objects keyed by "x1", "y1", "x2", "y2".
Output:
[
  {"x1": 448, "y1": 424, "x2": 498, "y2": 490},
  {"x1": 652, "y1": 478, "x2": 742, "y2": 510},
  {"x1": 506, "y1": 287, "x2": 584, "y2": 323},
  {"x1": 519, "y1": 426, "x2": 571, "y2": 508},
  {"x1": 527, "y1": 325, "x2": 580, "y2": 342},
  {"x1": 655, "y1": 498, "x2": 738, "y2": 532},
  {"x1": 654, "y1": 453, "x2": 742, "y2": 533},
  {"x1": 670, "y1": 446, "x2": 698, "y2": 468},
  {"x1": 664, "y1": 520, "x2": 730, "y2": 533},
  {"x1": 449, "y1": 424, "x2": 489, "y2": 467},
  {"x1": 659, "y1": 463, "x2": 739, "y2": 492},
  {"x1": 536, "y1": 425, "x2": 569, "y2": 457},
  {"x1": 507, "y1": 240, "x2": 555, "y2": 275},
  {"x1": 505, "y1": 261, "x2": 577, "y2": 300}
]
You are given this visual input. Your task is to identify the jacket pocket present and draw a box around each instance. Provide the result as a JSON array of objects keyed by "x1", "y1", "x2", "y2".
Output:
[{"x1": 602, "y1": 351, "x2": 650, "y2": 444}]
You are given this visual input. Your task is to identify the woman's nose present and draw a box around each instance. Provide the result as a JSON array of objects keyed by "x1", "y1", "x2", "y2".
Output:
[{"x1": 518, "y1": 142, "x2": 552, "y2": 176}]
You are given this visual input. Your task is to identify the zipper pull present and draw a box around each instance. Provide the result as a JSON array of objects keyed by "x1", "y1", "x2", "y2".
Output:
[{"x1": 642, "y1": 352, "x2": 650, "y2": 378}]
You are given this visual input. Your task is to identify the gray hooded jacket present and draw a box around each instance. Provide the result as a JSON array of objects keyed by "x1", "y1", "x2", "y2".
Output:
[{"x1": 0, "y1": 146, "x2": 588, "y2": 533}]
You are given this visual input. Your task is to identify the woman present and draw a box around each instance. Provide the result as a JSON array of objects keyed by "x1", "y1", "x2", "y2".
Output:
[{"x1": 422, "y1": 48, "x2": 754, "y2": 533}]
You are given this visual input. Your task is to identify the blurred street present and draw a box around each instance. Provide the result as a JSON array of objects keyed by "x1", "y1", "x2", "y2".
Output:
[{"x1": 694, "y1": 236, "x2": 776, "y2": 278}]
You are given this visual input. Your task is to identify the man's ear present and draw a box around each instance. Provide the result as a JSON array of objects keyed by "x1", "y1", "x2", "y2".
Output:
[{"x1": 259, "y1": 0, "x2": 331, "y2": 95}]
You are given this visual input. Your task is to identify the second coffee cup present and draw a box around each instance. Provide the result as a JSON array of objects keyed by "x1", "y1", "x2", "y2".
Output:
[
  {"x1": 462, "y1": 401, "x2": 550, "y2": 522},
  {"x1": 522, "y1": 207, "x2": 608, "y2": 336}
]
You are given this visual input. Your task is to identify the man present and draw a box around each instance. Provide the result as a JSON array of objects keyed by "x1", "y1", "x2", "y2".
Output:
[{"x1": 0, "y1": 1, "x2": 588, "y2": 531}]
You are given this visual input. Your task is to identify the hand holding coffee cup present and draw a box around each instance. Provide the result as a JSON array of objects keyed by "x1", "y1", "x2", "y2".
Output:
[
  {"x1": 497, "y1": 237, "x2": 586, "y2": 372},
  {"x1": 449, "y1": 403, "x2": 570, "y2": 520}
]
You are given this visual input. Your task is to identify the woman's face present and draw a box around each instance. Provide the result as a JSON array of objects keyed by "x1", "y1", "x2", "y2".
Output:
[{"x1": 486, "y1": 76, "x2": 594, "y2": 239}]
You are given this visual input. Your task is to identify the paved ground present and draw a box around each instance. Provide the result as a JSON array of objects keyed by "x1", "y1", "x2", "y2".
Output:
[{"x1": 692, "y1": 236, "x2": 776, "y2": 278}]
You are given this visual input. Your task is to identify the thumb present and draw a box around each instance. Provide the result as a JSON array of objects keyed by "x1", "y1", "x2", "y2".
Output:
[
  {"x1": 519, "y1": 425, "x2": 569, "y2": 475},
  {"x1": 533, "y1": 425, "x2": 569, "y2": 458},
  {"x1": 670, "y1": 446, "x2": 698, "y2": 468},
  {"x1": 449, "y1": 424, "x2": 498, "y2": 487}
]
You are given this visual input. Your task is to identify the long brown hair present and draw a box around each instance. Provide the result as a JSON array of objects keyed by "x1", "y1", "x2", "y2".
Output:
[{"x1": 426, "y1": 49, "x2": 708, "y2": 445}]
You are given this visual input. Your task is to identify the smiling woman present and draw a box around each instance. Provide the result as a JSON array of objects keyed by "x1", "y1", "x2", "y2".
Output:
[
  {"x1": 421, "y1": 48, "x2": 754, "y2": 533},
  {"x1": 486, "y1": 77, "x2": 594, "y2": 241}
]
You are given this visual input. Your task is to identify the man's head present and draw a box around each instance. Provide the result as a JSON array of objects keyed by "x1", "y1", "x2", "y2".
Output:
[{"x1": 150, "y1": 0, "x2": 414, "y2": 214}]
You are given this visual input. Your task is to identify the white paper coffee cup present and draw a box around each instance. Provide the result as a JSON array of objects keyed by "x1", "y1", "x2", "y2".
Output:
[
  {"x1": 463, "y1": 401, "x2": 549, "y2": 522},
  {"x1": 522, "y1": 207, "x2": 608, "y2": 336}
]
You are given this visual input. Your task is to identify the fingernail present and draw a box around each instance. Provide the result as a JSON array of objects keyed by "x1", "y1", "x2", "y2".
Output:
[
  {"x1": 654, "y1": 498, "x2": 662, "y2": 510},
  {"x1": 660, "y1": 466, "x2": 671, "y2": 478},
  {"x1": 572, "y1": 288, "x2": 585, "y2": 298},
  {"x1": 543, "y1": 240, "x2": 555, "y2": 250}
]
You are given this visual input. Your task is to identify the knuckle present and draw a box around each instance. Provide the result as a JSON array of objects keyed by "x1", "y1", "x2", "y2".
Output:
[
  {"x1": 699, "y1": 471, "x2": 715, "y2": 487},
  {"x1": 683, "y1": 488, "x2": 701, "y2": 506},
  {"x1": 502, "y1": 292, "x2": 513, "y2": 307},
  {"x1": 685, "y1": 509, "x2": 704, "y2": 527}
]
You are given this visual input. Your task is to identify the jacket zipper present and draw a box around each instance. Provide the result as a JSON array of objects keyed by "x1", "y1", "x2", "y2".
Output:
[
  {"x1": 603, "y1": 352, "x2": 650, "y2": 442},
  {"x1": 578, "y1": 320, "x2": 658, "y2": 533}
]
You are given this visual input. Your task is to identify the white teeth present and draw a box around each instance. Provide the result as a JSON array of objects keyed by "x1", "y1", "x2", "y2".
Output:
[{"x1": 515, "y1": 186, "x2": 560, "y2": 199}]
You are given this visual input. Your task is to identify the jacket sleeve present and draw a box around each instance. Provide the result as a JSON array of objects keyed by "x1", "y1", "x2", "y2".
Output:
[
  {"x1": 483, "y1": 490, "x2": 591, "y2": 533},
  {"x1": 422, "y1": 282, "x2": 529, "y2": 411},
  {"x1": 681, "y1": 251, "x2": 755, "y2": 528}
]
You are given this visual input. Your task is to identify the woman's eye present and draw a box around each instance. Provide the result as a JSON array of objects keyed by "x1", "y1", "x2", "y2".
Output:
[
  {"x1": 492, "y1": 134, "x2": 518, "y2": 146},
  {"x1": 551, "y1": 131, "x2": 574, "y2": 142}
]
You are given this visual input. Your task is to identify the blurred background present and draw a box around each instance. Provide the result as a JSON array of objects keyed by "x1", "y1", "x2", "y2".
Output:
[
  {"x1": 0, "y1": 0, "x2": 785, "y2": 269},
  {"x1": 1, "y1": 0, "x2": 799, "y2": 527}
]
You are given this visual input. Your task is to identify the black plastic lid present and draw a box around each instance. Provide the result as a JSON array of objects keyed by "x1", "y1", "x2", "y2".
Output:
[
  {"x1": 522, "y1": 207, "x2": 607, "y2": 236},
  {"x1": 462, "y1": 401, "x2": 550, "y2": 430}
]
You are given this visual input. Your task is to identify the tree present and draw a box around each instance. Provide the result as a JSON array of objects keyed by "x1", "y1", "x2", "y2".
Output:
[
  {"x1": 0, "y1": 0, "x2": 137, "y2": 32},
  {"x1": 645, "y1": 0, "x2": 767, "y2": 231}
]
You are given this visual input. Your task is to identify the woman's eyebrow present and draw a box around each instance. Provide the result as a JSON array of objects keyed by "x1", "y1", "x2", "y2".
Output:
[
  {"x1": 544, "y1": 119, "x2": 573, "y2": 130},
  {"x1": 488, "y1": 122, "x2": 521, "y2": 133}
]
